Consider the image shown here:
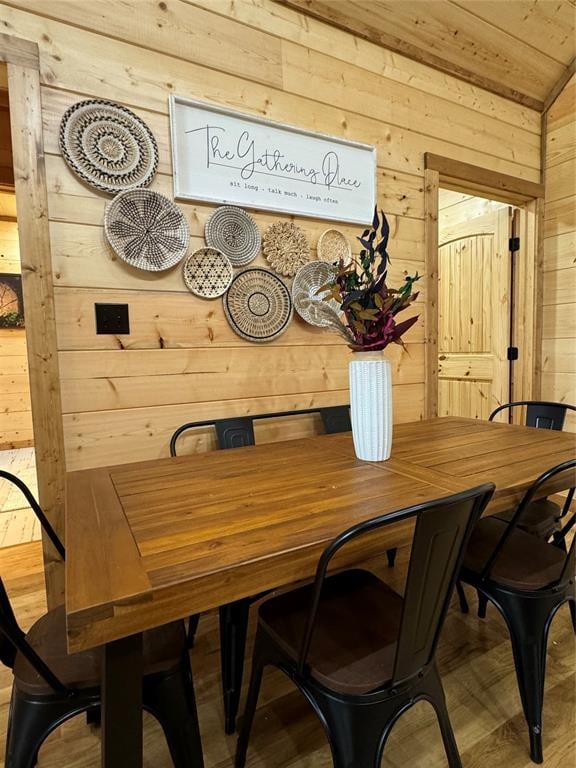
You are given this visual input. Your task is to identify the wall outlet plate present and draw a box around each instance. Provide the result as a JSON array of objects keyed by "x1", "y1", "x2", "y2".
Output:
[{"x1": 95, "y1": 303, "x2": 130, "y2": 335}]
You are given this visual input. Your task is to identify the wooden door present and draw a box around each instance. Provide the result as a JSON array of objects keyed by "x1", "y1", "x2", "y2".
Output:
[{"x1": 438, "y1": 200, "x2": 512, "y2": 421}]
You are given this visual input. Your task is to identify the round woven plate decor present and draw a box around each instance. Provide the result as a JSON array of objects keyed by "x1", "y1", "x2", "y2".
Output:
[
  {"x1": 223, "y1": 268, "x2": 293, "y2": 343},
  {"x1": 292, "y1": 261, "x2": 340, "y2": 328},
  {"x1": 263, "y1": 221, "x2": 310, "y2": 277},
  {"x1": 183, "y1": 248, "x2": 233, "y2": 299},
  {"x1": 59, "y1": 99, "x2": 158, "y2": 194},
  {"x1": 104, "y1": 189, "x2": 189, "y2": 271},
  {"x1": 205, "y1": 206, "x2": 261, "y2": 266},
  {"x1": 317, "y1": 228, "x2": 351, "y2": 264}
]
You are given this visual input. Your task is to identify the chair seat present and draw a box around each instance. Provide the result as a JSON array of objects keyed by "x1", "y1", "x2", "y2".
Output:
[
  {"x1": 259, "y1": 569, "x2": 403, "y2": 695},
  {"x1": 14, "y1": 606, "x2": 187, "y2": 695},
  {"x1": 462, "y1": 517, "x2": 567, "y2": 590},
  {"x1": 494, "y1": 498, "x2": 561, "y2": 539}
]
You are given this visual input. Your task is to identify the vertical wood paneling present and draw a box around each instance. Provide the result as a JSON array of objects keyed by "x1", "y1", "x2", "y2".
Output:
[
  {"x1": 0, "y1": 0, "x2": 542, "y2": 469},
  {"x1": 542, "y1": 76, "x2": 576, "y2": 429}
]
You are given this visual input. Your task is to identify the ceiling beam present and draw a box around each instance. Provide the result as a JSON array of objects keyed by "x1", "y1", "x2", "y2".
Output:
[
  {"x1": 542, "y1": 57, "x2": 576, "y2": 113},
  {"x1": 278, "y1": 0, "x2": 544, "y2": 111}
]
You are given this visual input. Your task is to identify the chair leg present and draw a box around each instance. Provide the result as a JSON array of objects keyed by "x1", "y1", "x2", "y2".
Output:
[
  {"x1": 86, "y1": 707, "x2": 101, "y2": 727},
  {"x1": 220, "y1": 598, "x2": 251, "y2": 735},
  {"x1": 500, "y1": 594, "x2": 557, "y2": 764},
  {"x1": 386, "y1": 548, "x2": 397, "y2": 568},
  {"x1": 569, "y1": 599, "x2": 576, "y2": 635},
  {"x1": 456, "y1": 581, "x2": 469, "y2": 614},
  {"x1": 424, "y1": 667, "x2": 463, "y2": 768},
  {"x1": 5, "y1": 687, "x2": 88, "y2": 768},
  {"x1": 235, "y1": 635, "x2": 266, "y2": 768},
  {"x1": 187, "y1": 615, "x2": 201, "y2": 648},
  {"x1": 477, "y1": 590, "x2": 489, "y2": 619},
  {"x1": 143, "y1": 657, "x2": 204, "y2": 768}
]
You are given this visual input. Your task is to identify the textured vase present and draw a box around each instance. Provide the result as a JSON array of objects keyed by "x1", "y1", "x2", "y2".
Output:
[{"x1": 349, "y1": 351, "x2": 393, "y2": 461}]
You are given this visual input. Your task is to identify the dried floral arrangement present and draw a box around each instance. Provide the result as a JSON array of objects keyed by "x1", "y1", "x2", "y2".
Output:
[{"x1": 318, "y1": 209, "x2": 421, "y2": 351}]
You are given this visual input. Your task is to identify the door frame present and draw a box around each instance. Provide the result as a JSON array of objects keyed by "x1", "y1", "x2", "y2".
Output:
[
  {"x1": 1, "y1": 33, "x2": 66, "y2": 606},
  {"x1": 424, "y1": 153, "x2": 545, "y2": 420}
]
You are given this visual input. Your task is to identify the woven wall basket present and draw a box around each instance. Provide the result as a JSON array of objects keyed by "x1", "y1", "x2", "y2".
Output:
[
  {"x1": 104, "y1": 189, "x2": 189, "y2": 271},
  {"x1": 205, "y1": 206, "x2": 261, "y2": 266},
  {"x1": 183, "y1": 248, "x2": 233, "y2": 299},
  {"x1": 262, "y1": 221, "x2": 310, "y2": 277},
  {"x1": 292, "y1": 261, "x2": 340, "y2": 328},
  {"x1": 59, "y1": 99, "x2": 158, "y2": 194},
  {"x1": 317, "y1": 228, "x2": 352, "y2": 264},
  {"x1": 223, "y1": 268, "x2": 293, "y2": 343}
]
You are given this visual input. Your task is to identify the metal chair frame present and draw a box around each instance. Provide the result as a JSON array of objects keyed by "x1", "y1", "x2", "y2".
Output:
[
  {"x1": 236, "y1": 484, "x2": 494, "y2": 768},
  {"x1": 489, "y1": 400, "x2": 576, "y2": 431},
  {"x1": 0, "y1": 577, "x2": 204, "y2": 768},
  {"x1": 169, "y1": 406, "x2": 351, "y2": 456},
  {"x1": 459, "y1": 460, "x2": 576, "y2": 764},
  {"x1": 0, "y1": 471, "x2": 65, "y2": 559}
]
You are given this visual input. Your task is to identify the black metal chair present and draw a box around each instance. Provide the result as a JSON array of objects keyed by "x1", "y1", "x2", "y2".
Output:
[
  {"x1": 170, "y1": 405, "x2": 354, "y2": 734},
  {"x1": 459, "y1": 459, "x2": 576, "y2": 764},
  {"x1": 235, "y1": 483, "x2": 494, "y2": 768},
  {"x1": 0, "y1": 575, "x2": 204, "y2": 768},
  {"x1": 489, "y1": 400, "x2": 576, "y2": 431},
  {"x1": 457, "y1": 400, "x2": 576, "y2": 616}
]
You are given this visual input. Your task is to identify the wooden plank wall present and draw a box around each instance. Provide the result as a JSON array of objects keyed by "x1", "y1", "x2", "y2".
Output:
[
  {"x1": 0, "y1": 0, "x2": 541, "y2": 471},
  {"x1": 542, "y1": 75, "x2": 575, "y2": 431},
  {"x1": 0, "y1": 189, "x2": 32, "y2": 449}
]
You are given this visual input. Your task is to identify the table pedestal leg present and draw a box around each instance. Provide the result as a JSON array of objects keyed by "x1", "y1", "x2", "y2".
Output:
[{"x1": 102, "y1": 633, "x2": 143, "y2": 768}]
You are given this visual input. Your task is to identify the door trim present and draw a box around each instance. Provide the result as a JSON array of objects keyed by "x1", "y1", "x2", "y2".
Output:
[
  {"x1": 424, "y1": 154, "x2": 544, "y2": 419},
  {"x1": 1, "y1": 33, "x2": 66, "y2": 606}
]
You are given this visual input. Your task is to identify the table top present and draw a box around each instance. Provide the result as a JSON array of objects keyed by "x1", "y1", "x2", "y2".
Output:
[{"x1": 65, "y1": 417, "x2": 575, "y2": 652}]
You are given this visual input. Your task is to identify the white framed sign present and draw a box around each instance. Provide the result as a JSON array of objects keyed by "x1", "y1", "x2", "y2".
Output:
[{"x1": 169, "y1": 96, "x2": 376, "y2": 224}]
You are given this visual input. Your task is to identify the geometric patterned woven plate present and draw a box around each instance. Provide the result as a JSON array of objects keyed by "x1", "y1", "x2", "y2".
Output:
[
  {"x1": 292, "y1": 261, "x2": 340, "y2": 327},
  {"x1": 183, "y1": 248, "x2": 233, "y2": 299},
  {"x1": 104, "y1": 189, "x2": 189, "y2": 271},
  {"x1": 205, "y1": 206, "x2": 261, "y2": 266},
  {"x1": 59, "y1": 99, "x2": 158, "y2": 194},
  {"x1": 222, "y1": 268, "x2": 293, "y2": 343}
]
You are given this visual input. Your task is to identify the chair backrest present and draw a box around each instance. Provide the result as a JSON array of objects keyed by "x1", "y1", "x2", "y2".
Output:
[
  {"x1": 169, "y1": 417, "x2": 255, "y2": 456},
  {"x1": 169, "y1": 406, "x2": 351, "y2": 455},
  {"x1": 489, "y1": 400, "x2": 576, "y2": 430},
  {"x1": 319, "y1": 405, "x2": 351, "y2": 434},
  {"x1": 480, "y1": 459, "x2": 576, "y2": 589},
  {"x1": 297, "y1": 483, "x2": 494, "y2": 686},
  {"x1": 0, "y1": 578, "x2": 69, "y2": 692},
  {"x1": 0, "y1": 471, "x2": 65, "y2": 559}
]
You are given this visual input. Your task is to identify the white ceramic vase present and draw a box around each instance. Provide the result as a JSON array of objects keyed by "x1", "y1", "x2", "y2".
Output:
[{"x1": 349, "y1": 351, "x2": 393, "y2": 461}]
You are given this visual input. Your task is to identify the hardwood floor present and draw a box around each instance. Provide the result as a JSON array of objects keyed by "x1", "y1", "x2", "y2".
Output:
[
  {"x1": 0, "y1": 448, "x2": 40, "y2": 548},
  {"x1": 0, "y1": 541, "x2": 573, "y2": 767}
]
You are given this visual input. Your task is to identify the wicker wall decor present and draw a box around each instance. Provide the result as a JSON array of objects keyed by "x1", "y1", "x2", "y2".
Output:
[
  {"x1": 292, "y1": 261, "x2": 341, "y2": 328},
  {"x1": 262, "y1": 221, "x2": 310, "y2": 277},
  {"x1": 59, "y1": 99, "x2": 158, "y2": 194},
  {"x1": 317, "y1": 228, "x2": 352, "y2": 264},
  {"x1": 223, "y1": 268, "x2": 293, "y2": 343},
  {"x1": 104, "y1": 189, "x2": 189, "y2": 271},
  {"x1": 205, "y1": 206, "x2": 261, "y2": 266},
  {"x1": 183, "y1": 248, "x2": 233, "y2": 299}
]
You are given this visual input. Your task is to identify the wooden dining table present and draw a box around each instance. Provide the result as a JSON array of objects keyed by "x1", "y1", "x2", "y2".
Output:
[{"x1": 65, "y1": 416, "x2": 575, "y2": 768}]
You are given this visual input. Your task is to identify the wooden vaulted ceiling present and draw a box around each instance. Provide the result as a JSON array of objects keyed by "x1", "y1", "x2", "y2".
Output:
[{"x1": 280, "y1": 0, "x2": 576, "y2": 111}]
